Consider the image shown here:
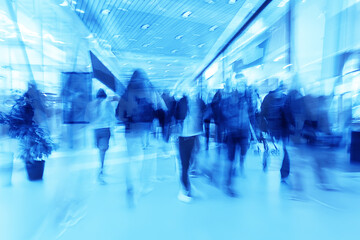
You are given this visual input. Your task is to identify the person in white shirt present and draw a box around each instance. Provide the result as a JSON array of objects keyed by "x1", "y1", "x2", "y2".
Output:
[{"x1": 86, "y1": 89, "x2": 115, "y2": 184}]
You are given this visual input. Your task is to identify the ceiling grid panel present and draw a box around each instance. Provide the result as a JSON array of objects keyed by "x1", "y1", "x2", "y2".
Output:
[
  {"x1": 110, "y1": 0, "x2": 144, "y2": 50},
  {"x1": 97, "y1": 0, "x2": 128, "y2": 47}
]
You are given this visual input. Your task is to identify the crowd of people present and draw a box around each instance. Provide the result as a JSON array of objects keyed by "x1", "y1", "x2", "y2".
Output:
[{"x1": 83, "y1": 68, "x2": 344, "y2": 205}]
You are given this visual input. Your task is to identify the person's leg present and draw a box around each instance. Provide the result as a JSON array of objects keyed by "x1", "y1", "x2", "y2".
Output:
[
  {"x1": 280, "y1": 138, "x2": 290, "y2": 180},
  {"x1": 239, "y1": 135, "x2": 249, "y2": 177},
  {"x1": 205, "y1": 121, "x2": 210, "y2": 150},
  {"x1": 178, "y1": 136, "x2": 196, "y2": 195},
  {"x1": 225, "y1": 133, "x2": 236, "y2": 191},
  {"x1": 95, "y1": 128, "x2": 110, "y2": 175}
]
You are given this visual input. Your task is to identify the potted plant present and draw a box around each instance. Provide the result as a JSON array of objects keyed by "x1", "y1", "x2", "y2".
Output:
[{"x1": 2, "y1": 93, "x2": 54, "y2": 181}]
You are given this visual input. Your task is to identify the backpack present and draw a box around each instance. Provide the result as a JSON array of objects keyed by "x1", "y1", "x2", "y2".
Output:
[
  {"x1": 174, "y1": 96, "x2": 188, "y2": 121},
  {"x1": 130, "y1": 97, "x2": 155, "y2": 123}
]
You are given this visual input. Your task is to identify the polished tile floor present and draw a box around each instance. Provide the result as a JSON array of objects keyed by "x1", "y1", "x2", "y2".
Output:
[{"x1": 1, "y1": 133, "x2": 359, "y2": 240}]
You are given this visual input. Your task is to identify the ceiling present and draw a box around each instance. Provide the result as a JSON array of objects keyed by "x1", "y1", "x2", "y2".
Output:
[
  {"x1": 69, "y1": 0, "x2": 265, "y2": 90},
  {"x1": 1, "y1": 0, "x2": 267, "y2": 91}
]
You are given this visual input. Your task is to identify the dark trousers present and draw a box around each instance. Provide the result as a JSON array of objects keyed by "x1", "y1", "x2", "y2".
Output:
[
  {"x1": 226, "y1": 131, "x2": 249, "y2": 187},
  {"x1": 204, "y1": 121, "x2": 210, "y2": 150},
  {"x1": 178, "y1": 136, "x2": 196, "y2": 193},
  {"x1": 280, "y1": 142, "x2": 290, "y2": 179}
]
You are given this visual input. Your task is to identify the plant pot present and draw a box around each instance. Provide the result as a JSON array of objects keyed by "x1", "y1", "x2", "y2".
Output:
[
  {"x1": 0, "y1": 152, "x2": 14, "y2": 186},
  {"x1": 26, "y1": 160, "x2": 45, "y2": 181}
]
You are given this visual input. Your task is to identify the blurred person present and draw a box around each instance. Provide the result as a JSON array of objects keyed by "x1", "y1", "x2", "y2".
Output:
[
  {"x1": 208, "y1": 88, "x2": 225, "y2": 185},
  {"x1": 85, "y1": 88, "x2": 116, "y2": 184},
  {"x1": 260, "y1": 81, "x2": 294, "y2": 182},
  {"x1": 161, "y1": 90, "x2": 177, "y2": 142},
  {"x1": 203, "y1": 91, "x2": 214, "y2": 151},
  {"x1": 116, "y1": 69, "x2": 166, "y2": 206},
  {"x1": 302, "y1": 94, "x2": 339, "y2": 190},
  {"x1": 220, "y1": 81, "x2": 254, "y2": 197},
  {"x1": 175, "y1": 89, "x2": 203, "y2": 202}
]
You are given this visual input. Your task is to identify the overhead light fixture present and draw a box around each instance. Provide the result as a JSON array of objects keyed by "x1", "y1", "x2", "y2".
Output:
[
  {"x1": 277, "y1": 0, "x2": 289, "y2": 8},
  {"x1": 101, "y1": 9, "x2": 111, "y2": 15},
  {"x1": 141, "y1": 24, "x2": 150, "y2": 29},
  {"x1": 182, "y1": 11, "x2": 192, "y2": 18},
  {"x1": 175, "y1": 35, "x2": 183, "y2": 40},
  {"x1": 59, "y1": 0, "x2": 68, "y2": 6},
  {"x1": 209, "y1": 25, "x2": 218, "y2": 32},
  {"x1": 228, "y1": 0, "x2": 237, "y2": 4},
  {"x1": 85, "y1": 33, "x2": 95, "y2": 39},
  {"x1": 283, "y1": 64, "x2": 292, "y2": 69},
  {"x1": 75, "y1": 9, "x2": 85, "y2": 13},
  {"x1": 274, "y1": 55, "x2": 285, "y2": 62}
]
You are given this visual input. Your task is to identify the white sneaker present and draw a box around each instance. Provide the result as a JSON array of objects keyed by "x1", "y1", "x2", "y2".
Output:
[{"x1": 177, "y1": 191, "x2": 192, "y2": 203}]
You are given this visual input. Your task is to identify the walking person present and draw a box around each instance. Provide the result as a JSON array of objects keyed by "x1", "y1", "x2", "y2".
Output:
[
  {"x1": 115, "y1": 69, "x2": 166, "y2": 206},
  {"x1": 260, "y1": 81, "x2": 294, "y2": 182},
  {"x1": 175, "y1": 90, "x2": 203, "y2": 202},
  {"x1": 85, "y1": 89, "x2": 115, "y2": 184},
  {"x1": 221, "y1": 81, "x2": 253, "y2": 197}
]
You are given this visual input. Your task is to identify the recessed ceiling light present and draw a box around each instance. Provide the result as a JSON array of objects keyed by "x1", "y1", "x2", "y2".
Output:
[
  {"x1": 141, "y1": 24, "x2": 150, "y2": 29},
  {"x1": 182, "y1": 11, "x2": 192, "y2": 18},
  {"x1": 85, "y1": 33, "x2": 95, "y2": 39},
  {"x1": 205, "y1": 0, "x2": 215, "y2": 4},
  {"x1": 175, "y1": 35, "x2": 183, "y2": 40},
  {"x1": 228, "y1": 0, "x2": 237, "y2": 4},
  {"x1": 59, "y1": 0, "x2": 68, "y2": 6},
  {"x1": 101, "y1": 9, "x2": 111, "y2": 15},
  {"x1": 278, "y1": 0, "x2": 289, "y2": 8},
  {"x1": 118, "y1": 7, "x2": 128, "y2": 11},
  {"x1": 209, "y1": 25, "x2": 218, "y2": 31}
]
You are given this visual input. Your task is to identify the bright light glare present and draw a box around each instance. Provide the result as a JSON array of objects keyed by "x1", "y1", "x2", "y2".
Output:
[
  {"x1": 59, "y1": 0, "x2": 68, "y2": 6},
  {"x1": 278, "y1": 0, "x2": 289, "y2": 8}
]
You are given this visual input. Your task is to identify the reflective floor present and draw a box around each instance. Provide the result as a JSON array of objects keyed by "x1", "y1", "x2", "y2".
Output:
[{"x1": 1, "y1": 131, "x2": 360, "y2": 240}]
